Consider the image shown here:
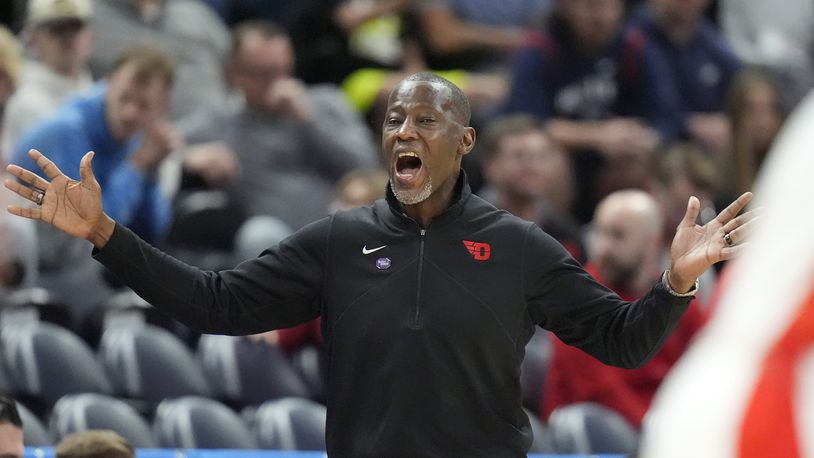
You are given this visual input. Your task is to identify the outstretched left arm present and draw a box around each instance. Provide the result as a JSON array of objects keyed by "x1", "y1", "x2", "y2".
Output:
[{"x1": 667, "y1": 192, "x2": 758, "y2": 292}]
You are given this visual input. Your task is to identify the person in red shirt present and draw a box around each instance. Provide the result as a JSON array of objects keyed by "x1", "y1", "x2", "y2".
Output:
[{"x1": 541, "y1": 189, "x2": 707, "y2": 428}]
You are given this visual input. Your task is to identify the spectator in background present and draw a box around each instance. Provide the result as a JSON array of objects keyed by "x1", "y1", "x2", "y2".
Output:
[
  {"x1": 11, "y1": 45, "x2": 178, "y2": 248},
  {"x1": 634, "y1": 0, "x2": 741, "y2": 156},
  {"x1": 653, "y1": 143, "x2": 720, "y2": 237},
  {"x1": 2, "y1": 0, "x2": 94, "y2": 160},
  {"x1": 479, "y1": 115, "x2": 584, "y2": 262},
  {"x1": 89, "y1": 0, "x2": 231, "y2": 132},
  {"x1": 298, "y1": 0, "x2": 414, "y2": 85},
  {"x1": 724, "y1": 68, "x2": 786, "y2": 197},
  {"x1": 542, "y1": 190, "x2": 706, "y2": 428},
  {"x1": 341, "y1": 27, "x2": 509, "y2": 140},
  {"x1": 197, "y1": 0, "x2": 406, "y2": 85},
  {"x1": 503, "y1": 0, "x2": 681, "y2": 222},
  {"x1": 0, "y1": 396, "x2": 23, "y2": 458},
  {"x1": 410, "y1": 0, "x2": 551, "y2": 72},
  {"x1": 719, "y1": 0, "x2": 814, "y2": 109},
  {"x1": 10, "y1": 46, "x2": 178, "y2": 320},
  {"x1": 0, "y1": 26, "x2": 25, "y2": 285},
  {"x1": 55, "y1": 430, "x2": 134, "y2": 458},
  {"x1": 181, "y1": 20, "x2": 377, "y2": 231},
  {"x1": 652, "y1": 143, "x2": 721, "y2": 301},
  {"x1": 0, "y1": 25, "x2": 21, "y2": 139}
]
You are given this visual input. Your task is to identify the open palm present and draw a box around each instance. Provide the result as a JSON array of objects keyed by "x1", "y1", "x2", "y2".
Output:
[
  {"x1": 668, "y1": 192, "x2": 757, "y2": 290},
  {"x1": 4, "y1": 149, "x2": 104, "y2": 239}
]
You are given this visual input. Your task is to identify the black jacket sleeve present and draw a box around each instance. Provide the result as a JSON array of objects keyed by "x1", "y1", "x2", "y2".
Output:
[
  {"x1": 93, "y1": 217, "x2": 331, "y2": 335},
  {"x1": 523, "y1": 224, "x2": 691, "y2": 369}
]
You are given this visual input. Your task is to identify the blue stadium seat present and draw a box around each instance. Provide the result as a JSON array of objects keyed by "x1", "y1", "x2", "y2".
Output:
[
  {"x1": 99, "y1": 324, "x2": 211, "y2": 404},
  {"x1": 50, "y1": 393, "x2": 156, "y2": 447},
  {"x1": 153, "y1": 396, "x2": 257, "y2": 448},
  {"x1": 198, "y1": 334, "x2": 311, "y2": 407},
  {"x1": 252, "y1": 397, "x2": 326, "y2": 451},
  {"x1": 1, "y1": 322, "x2": 112, "y2": 409},
  {"x1": 547, "y1": 402, "x2": 639, "y2": 454}
]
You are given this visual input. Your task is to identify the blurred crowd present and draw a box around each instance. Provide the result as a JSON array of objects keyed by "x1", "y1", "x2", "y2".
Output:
[{"x1": 0, "y1": 0, "x2": 811, "y2": 451}]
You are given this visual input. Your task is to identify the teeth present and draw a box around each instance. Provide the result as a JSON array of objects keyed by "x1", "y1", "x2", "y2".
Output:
[{"x1": 398, "y1": 151, "x2": 419, "y2": 159}]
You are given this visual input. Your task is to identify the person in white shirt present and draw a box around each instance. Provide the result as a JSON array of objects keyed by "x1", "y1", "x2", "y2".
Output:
[{"x1": 1, "y1": 0, "x2": 94, "y2": 161}]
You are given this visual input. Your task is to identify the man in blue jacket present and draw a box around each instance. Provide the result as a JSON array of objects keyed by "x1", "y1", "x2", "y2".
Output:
[
  {"x1": 10, "y1": 45, "x2": 178, "y2": 245},
  {"x1": 5, "y1": 72, "x2": 755, "y2": 456}
]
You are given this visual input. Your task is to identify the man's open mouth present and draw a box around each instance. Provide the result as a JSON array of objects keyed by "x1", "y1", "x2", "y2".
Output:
[{"x1": 395, "y1": 151, "x2": 423, "y2": 182}]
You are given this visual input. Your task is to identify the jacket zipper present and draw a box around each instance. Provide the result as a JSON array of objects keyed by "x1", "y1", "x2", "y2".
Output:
[{"x1": 413, "y1": 228, "x2": 426, "y2": 327}]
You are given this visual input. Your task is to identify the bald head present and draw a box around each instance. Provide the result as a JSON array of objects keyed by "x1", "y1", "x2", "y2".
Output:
[
  {"x1": 591, "y1": 190, "x2": 664, "y2": 289},
  {"x1": 596, "y1": 190, "x2": 663, "y2": 238},
  {"x1": 393, "y1": 72, "x2": 471, "y2": 126}
]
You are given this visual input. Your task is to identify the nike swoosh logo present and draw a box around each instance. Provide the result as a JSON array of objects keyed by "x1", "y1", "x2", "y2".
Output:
[{"x1": 362, "y1": 245, "x2": 387, "y2": 255}]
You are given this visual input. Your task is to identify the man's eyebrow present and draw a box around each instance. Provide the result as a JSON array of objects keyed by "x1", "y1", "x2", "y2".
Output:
[{"x1": 0, "y1": 454, "x2": 22, "y2": 458}]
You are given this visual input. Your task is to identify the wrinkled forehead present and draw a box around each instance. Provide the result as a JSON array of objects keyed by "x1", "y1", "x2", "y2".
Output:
[{"x1": 387, "y1": 81, "x2": 455, "y2": 114}]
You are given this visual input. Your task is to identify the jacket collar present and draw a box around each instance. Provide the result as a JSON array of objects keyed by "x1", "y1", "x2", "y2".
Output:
[{"x1": 385, "y1": 169, "x2": 472, "y2": 229}]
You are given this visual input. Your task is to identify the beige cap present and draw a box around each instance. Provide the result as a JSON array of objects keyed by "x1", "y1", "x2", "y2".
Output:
[{"x1": 27, "y1": 0, "x2": 92, "y2": 27}]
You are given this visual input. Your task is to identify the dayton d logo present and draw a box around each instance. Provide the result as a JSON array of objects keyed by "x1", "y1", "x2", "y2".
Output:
[{"x1": 462, "y1": 240, "x2": 491, "y2": 261}]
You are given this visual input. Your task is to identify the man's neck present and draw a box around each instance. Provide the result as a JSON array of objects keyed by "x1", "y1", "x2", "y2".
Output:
[{"x1": 401, "y1": 171, "x2": 461, "y2": 227}]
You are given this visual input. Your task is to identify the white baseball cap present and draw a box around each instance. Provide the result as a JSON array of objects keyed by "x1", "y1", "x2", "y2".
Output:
[{"x1": 27, "y1": 0, "x2": 92, "y2": 27}]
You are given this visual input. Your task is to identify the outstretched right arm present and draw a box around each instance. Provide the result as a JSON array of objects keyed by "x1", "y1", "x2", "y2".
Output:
[{"x1": 5, "y1": 149, "x2": 326, "y2": 335}]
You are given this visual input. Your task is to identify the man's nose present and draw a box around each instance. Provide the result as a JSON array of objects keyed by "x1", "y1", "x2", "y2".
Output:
[
  {"x1": 395, "y1": 118, "x2": 419, "y2": 141},
  {"x1": 120, "y1": 103, "x2": 140, "y2": 123}
]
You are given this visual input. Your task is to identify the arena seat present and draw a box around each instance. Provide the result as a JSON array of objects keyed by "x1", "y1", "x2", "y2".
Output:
[
  {"x1": 1, "y1": 321, "x2": 112, "y2": 411},
  {"x1": 198, "y1": 334, "x2": 311, "y2": 407},
  {"x1": 153, "y1": 396, "x2": 257, "y2": 448},
  {"x1": 50, "y1": 393, "x2": 156, "y2": 447},
  {"x1": 547, "y1": 402, "x2": 639, "y2": 454},
  {"x1": 252, "y1": 397, "x2": 327, "y2": 450},
  {"x1": 99, "y1": 324, "x2": 211, "y2": 404}
]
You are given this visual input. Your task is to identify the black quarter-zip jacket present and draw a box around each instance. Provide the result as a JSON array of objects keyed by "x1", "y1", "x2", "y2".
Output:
[{"x1": 94, "y1": 172, "x2": 691, "y2": 457}]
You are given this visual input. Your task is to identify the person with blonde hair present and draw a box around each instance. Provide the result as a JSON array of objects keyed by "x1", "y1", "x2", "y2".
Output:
[
  {"x1": 55, "y1": 430, "x2": 134, "y2": 458},
  {"x1": 725, "y1": 68, "x2": 786, "y2": 195}
]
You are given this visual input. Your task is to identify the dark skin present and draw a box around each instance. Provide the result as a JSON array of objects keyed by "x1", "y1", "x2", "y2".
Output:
[
  {"x1": 383, "y1": 80, "x2": 475, "y2": 226},
  {"x1": 5, "y1": 76, "x2": 756, "y2": 293}
]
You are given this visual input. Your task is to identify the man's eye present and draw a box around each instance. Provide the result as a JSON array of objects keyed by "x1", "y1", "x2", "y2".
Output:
[
  {"x1": 386, "y1": 117, "x2": 402, "y2": 125},
  {"x1": 420, "y1": 117, "x2": 435, "y2": 123}
]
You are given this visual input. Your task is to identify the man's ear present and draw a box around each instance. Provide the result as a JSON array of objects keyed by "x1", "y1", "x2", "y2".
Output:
[{"x1": 459, "y1": 126, "x2": 476, "y2": 157}]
